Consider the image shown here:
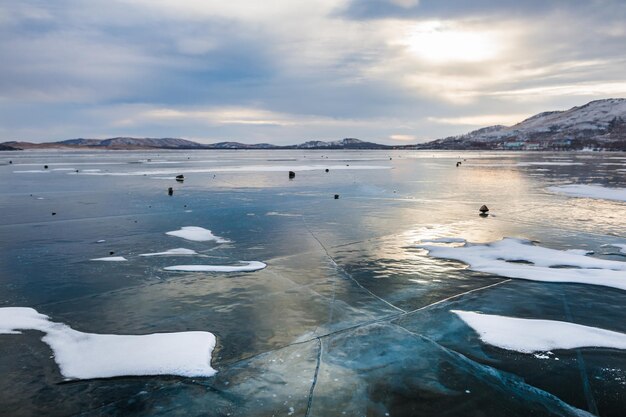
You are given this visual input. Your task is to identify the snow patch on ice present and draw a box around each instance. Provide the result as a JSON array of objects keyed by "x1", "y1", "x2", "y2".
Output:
[
  {"x1": 0, "y1": 307, "x2": 217, "y2": 379},
  {"x1": 139, "y1": 248, "x2": 198, "y2": 257},
  {"x1": 452, "y1": 310, "x2": 626, "y2": 353},
  {"x1": 265, "y1": 212, "x2": 302, "y2": 217},
  {"x1": 164, "y1": 261, "x2": 266, "y2": 272},
  {"x1": 609, "y1": 243, "x2": 626, "y2": 254},
  {"x1": 166, "y1": 226, "x2": 229, "y2": 243},
  {"x1": 90, "y1": 256, "x2": 127, "y2": 262},
  {"x1": 419, "y1": 238, "x2": 626, "y2": 291},
  {"x1": 547, "y1": 184, "x2": 626, "y2": 202}
]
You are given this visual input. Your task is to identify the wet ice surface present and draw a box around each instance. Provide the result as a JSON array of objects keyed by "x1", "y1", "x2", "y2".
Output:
[{"x1": 0, "y1": 149, "x2": 625, "y2": 416}]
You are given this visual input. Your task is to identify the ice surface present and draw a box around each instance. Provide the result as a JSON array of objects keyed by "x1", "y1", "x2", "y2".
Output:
[
  {"x1": 308, "y1": 322, "x2": 595, "y2": 417},
  {"x1": 453, "y1": 310, "x2": 626, "y2": 353},
  {"x1": 139, "y1": 248, "x2": 198, "y2": 257},
  {"x1": 419, "y1": 238, "x2": 626, "y2": 291},
  {"x1": 72, "y1": 164, "x2": 391, "y2": 176},
  {"x1": 419, "y1": 237, "x2": 466, "y2": 244},
  {"x1": 0, "y1": 307, "x2": 216, "y2": 380},
  {"x1": 90, "y1": 256, "x2": 127, "y2": 261},
  {"x1": 547, "y1": 184, "x2": 626, "y2": 202},
  {"x1": 164, "y1": 261, "x2": 267, "y2": 272},
  {"x1": 517, "y1": 162, "x2": 584, "y2": 166},
  {"x1": 166, "y1": 226, "x2": 229, "y2": 243}
]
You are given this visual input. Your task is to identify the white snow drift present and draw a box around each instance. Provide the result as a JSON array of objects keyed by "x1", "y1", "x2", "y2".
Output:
[
  {"x1": 90, "y1": 256, "x2": 127, "y2": 262},
  {"x1": 0, "y1": 307, "x2": 216, "y2": 380},
  {"x1": 419, "y1": 238, "x2": 626, "y2": 291},
  {"x1": 139, "y1": 248, "x2": 198, "y2": 257},
  {"x1": 166, "y1": 226, "x2": 229, "y2": 243},
  {"x1": 453, "y1": 310, "x2": 626, "y2": 353},
  {"x1": 164, "y1": 261, "x2": 267, "y2": 272}
]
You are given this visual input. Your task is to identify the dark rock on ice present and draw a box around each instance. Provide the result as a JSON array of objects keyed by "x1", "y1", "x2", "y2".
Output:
[
  {"x1": 479, "y1": 205, "x2": 489, "y2": 213},
  {"x1": 289, "y1": 171, "x2": 295, "y2": 179}
]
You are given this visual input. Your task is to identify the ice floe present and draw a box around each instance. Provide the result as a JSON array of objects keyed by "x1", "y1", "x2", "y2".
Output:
[
  {"x1": 90, "y1": 256, "x2": 127, "y2": 262},
  {"x1": 139, "y1": 248, "x2": 198, "y2": 257},
  {"x1": 166, "y1": 226, "x2": 229, "y2": 243},
  {"x1": 452, "y1": 310, "x2": 626, "y2": 353},
  {"x1": 419, "y1": 238, "x2": 626, "y2": 291},
  {"x1": 547, "y1": 184, "x2": 626, "y2": 202},
  {"x1": 164, "y1": 261, "x2": 266, "y2": 272},
  {"x1": 0, "y1": 307, "x2": 216, "y2": 380}
]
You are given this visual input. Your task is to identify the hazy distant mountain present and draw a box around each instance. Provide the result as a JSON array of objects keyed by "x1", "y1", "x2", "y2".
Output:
[
  {"x1": 296, "y1": 138, "x2": 390, "y2": 149},
  {"x1": 423, "y1": 98, "x2": 626, "y2": 150},
  {"x1": 208, "y1": 142, "x2": 279, "y2": 149},
  {"x1": 0, "y1": 143, "x2": 20, "y2": 151},
  {"x1": 59, "y1": 137, "x2": 208, "y2": 149},
  {"x1": 1, "y1": 137, "x2": 391, "y2": 150},
  {"x1": 2, "y1": 99, "x2": 625, "y2": 151}
]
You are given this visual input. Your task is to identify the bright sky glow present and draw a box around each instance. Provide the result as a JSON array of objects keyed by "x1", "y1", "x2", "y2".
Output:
[{"x1": 404, "y1": 21, "x2": 500, "y2": 63}]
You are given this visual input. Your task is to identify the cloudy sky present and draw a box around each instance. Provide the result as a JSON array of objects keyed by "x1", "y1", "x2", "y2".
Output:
[{"x1": 1, "y1": 0, "x2": 626, "y2": 144}]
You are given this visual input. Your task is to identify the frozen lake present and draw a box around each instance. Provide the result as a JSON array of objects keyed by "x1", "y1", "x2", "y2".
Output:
[{"x1": 1, "y1": 149, "x2": 625, "y2": 416}]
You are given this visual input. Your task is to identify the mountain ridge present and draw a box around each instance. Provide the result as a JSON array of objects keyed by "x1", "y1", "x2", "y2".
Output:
[{"x1": 2, "y1": 99, "x2": 625, "y2": 151}]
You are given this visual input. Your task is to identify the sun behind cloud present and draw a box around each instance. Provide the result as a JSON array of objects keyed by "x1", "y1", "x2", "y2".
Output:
[{"x1": 402, "y1": 21, "x2": 501, "y2": 63}]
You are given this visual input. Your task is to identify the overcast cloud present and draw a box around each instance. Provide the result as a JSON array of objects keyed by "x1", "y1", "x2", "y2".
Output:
[{"x1": 1, "y1": 0, "x2": 625, "y2": 144}]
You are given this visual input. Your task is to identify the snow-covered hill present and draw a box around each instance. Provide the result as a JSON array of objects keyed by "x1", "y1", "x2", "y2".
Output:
[{"x1": 439, "y1": 99, "x2": 626, "y2": 147}]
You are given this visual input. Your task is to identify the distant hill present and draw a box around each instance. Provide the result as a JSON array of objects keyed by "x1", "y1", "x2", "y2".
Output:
[
  {"x1": 2, "y1": 99, "x2": 625, "y2": 151},
  {"x1": 59, "y1": 137, "x2": 208, "y2": 149},
  {"x1": 421, "y1": 98, "x2": 626, "y2": 150},
  {"x1": 295, "y1": 138, "x2": 390, "y2": 149},
  {"x1": 1, "y1": 137, "x2": 391, "y2": 150}
]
